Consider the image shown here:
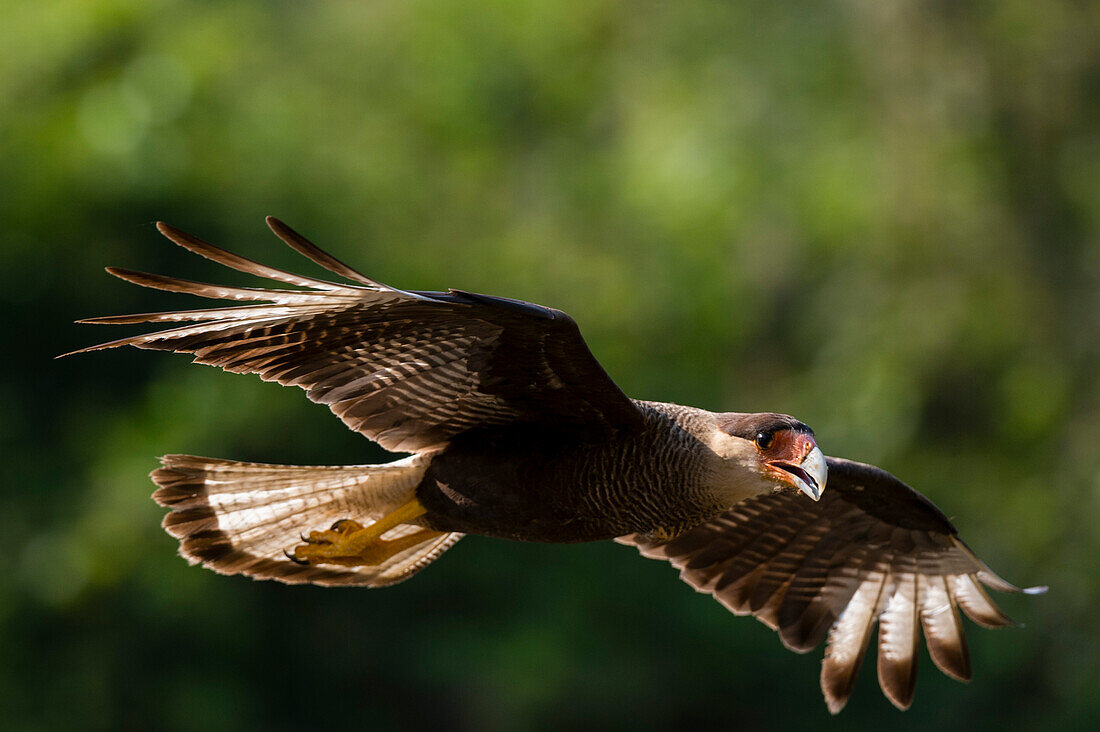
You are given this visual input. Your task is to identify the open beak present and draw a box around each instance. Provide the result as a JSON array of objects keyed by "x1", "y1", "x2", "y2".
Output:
[{"x1": 765, "y1": 436, "x2": 827, "y2": 501}]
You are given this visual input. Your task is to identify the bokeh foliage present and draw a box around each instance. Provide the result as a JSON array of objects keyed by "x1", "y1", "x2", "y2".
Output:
[{"x1": 3, "y1": 0, "x2": 1098, "y2": 729}]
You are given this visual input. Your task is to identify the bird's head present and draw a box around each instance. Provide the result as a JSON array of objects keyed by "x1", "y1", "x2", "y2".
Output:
[{"x1": 707, "y1": 412, "x2": 827, "y2": 503}]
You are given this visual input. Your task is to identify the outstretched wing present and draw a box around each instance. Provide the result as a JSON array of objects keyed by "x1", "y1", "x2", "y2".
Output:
[
  {"x1": 617, "y1": 456, "x2": 1044, "y2": 713},
  {"x1": 67, "y1": 218, "x2": 645, "y2": 452}
]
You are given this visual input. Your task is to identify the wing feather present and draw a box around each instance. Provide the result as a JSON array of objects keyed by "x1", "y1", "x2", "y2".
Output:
[
  {"x1": 920, "y1": 575, "x2": 971, "y2": 682},
  {"x1": 876, "y1": 563, "x2": 920, "y2": 710},
  {"x1": 618, "y1": 456, "x2": 1044, "y2": 713},
  {"x1": 264, "y1": 215, "x2": 384, "y2": 287},
  {"x1": 954, "y1": 574, "x2": 1019, "y2": 628},
  {"x1": 155, "y1": 221, "x2": 352, "y2": 290},
  {"x1": 820, "y1": 570, "x2": 886, "y2": 714},
  {"x1": 67, "y1": 219, "x2": 645, "y2": 452}
]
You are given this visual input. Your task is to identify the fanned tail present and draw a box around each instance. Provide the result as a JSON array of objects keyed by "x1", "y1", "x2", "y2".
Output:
[{"x1": 151, "y1": 453, "x2": 462, "y2": 587}]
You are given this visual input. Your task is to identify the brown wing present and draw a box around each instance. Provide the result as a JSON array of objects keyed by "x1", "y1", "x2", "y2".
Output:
[
  {"x1": 617, "y1": 456, "x2": 1044, "y2": 713},
  {"x1": 67, "y1": 218, "x2": 645, "y2": 452}
]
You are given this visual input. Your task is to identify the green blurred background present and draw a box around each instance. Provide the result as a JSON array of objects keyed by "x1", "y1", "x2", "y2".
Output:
[{"x1": 4, "y1": 0, "x2": 1099, "y2": 729}]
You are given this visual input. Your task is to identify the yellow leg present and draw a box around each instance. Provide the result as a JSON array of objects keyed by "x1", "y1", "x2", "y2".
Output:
[{"x1": 289, "y1": 497, "x2": 443, "y2": 568}]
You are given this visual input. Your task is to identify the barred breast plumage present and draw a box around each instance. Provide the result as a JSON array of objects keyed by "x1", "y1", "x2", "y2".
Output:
[{"x1": 417, "y1": 401, "x2": 728, "y2": 542}]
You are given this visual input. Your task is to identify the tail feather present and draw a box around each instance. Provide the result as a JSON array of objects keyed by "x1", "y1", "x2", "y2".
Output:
[{"x1": 151, "y1": 453, "x2": 462, "y2": 587}]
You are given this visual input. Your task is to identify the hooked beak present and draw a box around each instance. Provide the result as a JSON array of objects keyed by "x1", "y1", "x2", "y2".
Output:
[{"x1": 766, "y1": 442, "x2": 828, "y2": 501}]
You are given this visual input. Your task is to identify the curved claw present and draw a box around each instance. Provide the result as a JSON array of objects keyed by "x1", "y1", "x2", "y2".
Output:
[
  {"x1": 329, "y1": 518, "x2": 361, "y2": 534},
  {"x1": 284, "y1": 548, "x2": 309, "y2": 566}
]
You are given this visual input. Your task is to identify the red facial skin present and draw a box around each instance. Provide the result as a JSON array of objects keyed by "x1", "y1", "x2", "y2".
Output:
[{"x1": 759, "y1": 429, "x2": 819, "y2": 491}]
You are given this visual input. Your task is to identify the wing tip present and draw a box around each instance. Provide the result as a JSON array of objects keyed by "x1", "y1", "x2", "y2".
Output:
[
  {"x1": 261, "y1": 215, "x2": 382, "y2": 288},
  {"x1": 57, "y1": 342, "x2": 116, "y2": 358},
  {"x1": 877, "y1": 662, "x2": 917, "y2": 711},
  {"x1": 935, "y1": 662, "x2": 973, "y2": 684},
  {"x1": 821, "y1": 668, "x2": 857, "y2": 715},
  {"x1": 103, "y1": 266, "x2": 167, "y2": 288},
  {"x1": 155, "y1": 221, "x2": 195, "y2": 248}
]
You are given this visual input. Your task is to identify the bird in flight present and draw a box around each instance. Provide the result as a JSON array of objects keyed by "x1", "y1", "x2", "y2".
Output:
[{"x1": 68, "y1": 218, "x2": 1043, "y2": 713}]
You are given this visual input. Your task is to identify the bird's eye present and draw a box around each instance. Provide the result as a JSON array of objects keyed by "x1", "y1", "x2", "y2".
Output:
[{"x1": 754, "y1": 430, "x2": 774, "y2": 450}]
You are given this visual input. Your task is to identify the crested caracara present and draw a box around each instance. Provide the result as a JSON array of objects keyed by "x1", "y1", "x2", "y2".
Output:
[{"x1": 67, "y1": 219, "x2": 1044, "y2": 713}]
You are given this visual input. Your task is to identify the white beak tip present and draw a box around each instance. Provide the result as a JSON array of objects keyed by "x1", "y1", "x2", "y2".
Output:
[
  {"x1": 799, "y1": 483, "x2": 821, "y2": 501},
  {"x1": 800, "y1": 446, "x2": 827, "y2": 501}
]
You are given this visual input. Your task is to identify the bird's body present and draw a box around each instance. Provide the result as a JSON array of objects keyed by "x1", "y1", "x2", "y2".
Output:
[
  {"x1": 69, "y1": 218, "x2": 1043, "y2": 714},
  {"x1": 418, "y1": 401, "x2": 746, "y2": 542}
]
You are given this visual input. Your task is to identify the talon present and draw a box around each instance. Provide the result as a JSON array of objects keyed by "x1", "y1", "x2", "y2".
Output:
[
  {"x1": 329, "y1": 518, "x2": 363, "y2": 534},
  {"x1": 286, "y1": 498, "x2": 436, "y2": 568},
  {"x1": 284, "y1": 548, "x2": 309, "y2": 565}
]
